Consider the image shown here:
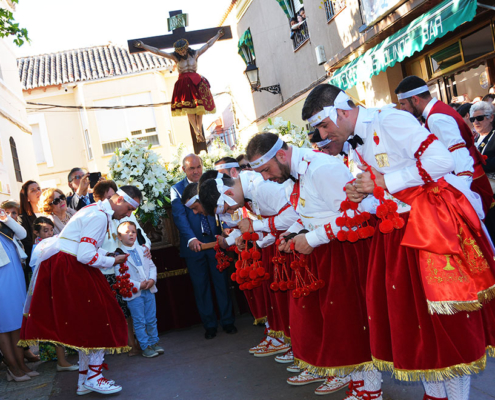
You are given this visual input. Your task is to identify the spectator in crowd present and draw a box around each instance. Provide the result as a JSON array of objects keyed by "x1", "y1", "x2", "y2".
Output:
[
  {"x1": 236, "y1": 154, "x2": 251, "y2": 171},
  {"x1": 483, "y1": 93, "x2": 495, "y2": 104},
  {"x1": 473, "y1": 96, "x2": 483, "y2": 103},
  {"x1": 449, "y1": 102, "x2": 460, "y2": 111},
  {"x1": 0, "y1": 207, "x2": 38, "y2": 381},
  {"x1": 39, "y1": 189, "x2": 76, "y2": 235},
  {"x1": 66, "y1": 168, "x2": 94, "y2": 211},
  {"x1": 457, "y1": 103, "x2": 476, "y2": 138},
  {"x1": 472, "y1": 101, "x2": 495, "y2": 170},
  {"x1": 214, "y1": 156, "x2": 241, "y2": 177},
  {"x1": 299, "y1": 7, "x2": 306, "y2": 19},
  {"x1": 490, "y1": 85, "x2": 495, "y2": 95},
  {"x1": 171, "y1": 154, "x2": 235, "y2": 339},
  {"x1": 18, "y1": 180, "x2": 42, "y2": 267},
  {"x1": 95, "y1": 180, "x2": 152, "y2": 356}
]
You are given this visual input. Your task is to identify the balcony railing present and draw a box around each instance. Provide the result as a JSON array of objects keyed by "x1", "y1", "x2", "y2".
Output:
[
  {"x1": 291, "y1": 19, "x2": 309, "y2": 51},
  {"x1": 324, "y1": 0, "x2": 346, "y2": 22}
]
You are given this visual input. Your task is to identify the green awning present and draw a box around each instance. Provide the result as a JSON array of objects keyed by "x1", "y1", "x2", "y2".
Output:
[
  {"x1": 330, "y1": 0, "x2": 477, "y2": 91},
  {"x1": 238, "y1": 28, "x2": 255, "y2": 65},
  {"x1": 275, "y1": 0, "x2": 294, "y2": 19}
]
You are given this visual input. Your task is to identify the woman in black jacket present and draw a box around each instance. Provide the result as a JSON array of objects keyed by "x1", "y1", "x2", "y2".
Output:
[{"x1": 17, "y1": 180, "x2": 41, "y2": 272}]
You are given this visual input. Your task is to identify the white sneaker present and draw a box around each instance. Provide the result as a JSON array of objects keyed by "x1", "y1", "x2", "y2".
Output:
[
  {"x1": 76, "y1": 384, "x2": 91, "y2": 396},
  {"x1": 83, "y1": 375, "x2": 122, "y2": 395},
  {"x1": 315, "y1": 375, "x2": 351, "y2": 395},
  {"x1": 287, "y1": 369, "x2": 326, "y2": 386},
  {"x1": 275, "y1": 349, "x2": 294, "y2": 363},
  {"x1": 253, "y1": 339, "x2": 290, "y2": 357},
  {"x1": 286, "y1": 363, "x2": 301, "y2": 373},
  {"x1": 249, "y1": 337, "x2": 269, "y2": 354}
]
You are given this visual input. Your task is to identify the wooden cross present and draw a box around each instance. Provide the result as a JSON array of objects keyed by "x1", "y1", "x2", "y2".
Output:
[{"x1": 127, "y1": 10, "x2": 232, "y2": 154}]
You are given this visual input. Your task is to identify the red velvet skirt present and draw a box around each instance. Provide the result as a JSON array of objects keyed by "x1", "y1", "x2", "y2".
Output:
[
  {"x1": 244, "y1": 285, "x2": 267, "y2": 325},
  {"x1": 368, "y1": 213, "x2": 495, "y2": 381},
  {"x1": 262, "y1": 243, "x2": 291, "y2": 342},
  {"x1": 20, "y1": 252, "x2": 129, "y2": 353},
  {"x1": 171, "y1": 72, "x2": 216, "y2": 116},
  {"x1": 290, "y1": 239, "x2": 372, "y2": 376}
]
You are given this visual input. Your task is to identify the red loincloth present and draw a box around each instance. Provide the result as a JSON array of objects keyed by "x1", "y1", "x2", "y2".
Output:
[{"x1": 171, "y1": 72, "x2": 216, "y2": 117}]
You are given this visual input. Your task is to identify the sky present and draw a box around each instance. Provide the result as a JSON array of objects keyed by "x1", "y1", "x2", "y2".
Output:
[{"x1": 10, "y1": 0, "x2": 238, "y2": 127}]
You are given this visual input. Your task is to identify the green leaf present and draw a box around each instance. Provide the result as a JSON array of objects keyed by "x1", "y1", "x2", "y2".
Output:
[{"x1": 268, "y1": 118, "x2": 272, "y2": 125}]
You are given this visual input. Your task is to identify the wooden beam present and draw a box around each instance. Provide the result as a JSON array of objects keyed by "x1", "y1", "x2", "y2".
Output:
[{"x1": 127, "y1": 26, "x2": 232, "y2": 54}]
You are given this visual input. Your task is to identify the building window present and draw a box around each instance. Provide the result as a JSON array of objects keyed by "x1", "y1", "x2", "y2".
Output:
[
  {"x1": 324, "y1": 0, "x2": 346, "y2": 22},
  {"x1": 83, "y1": 129, "x2": 94, "y2": 160},
  {"x1": 9, "y1": 137, "x2": 22, "y2": 182}
]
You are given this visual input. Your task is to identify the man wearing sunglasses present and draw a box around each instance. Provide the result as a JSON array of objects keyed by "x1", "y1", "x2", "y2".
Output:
[
  {"x1": 66, "y1": 168, "x2": 95, "y2": 211},
  {"x1": 395, "y1": 76, "x2": 494, "y2": 215}
]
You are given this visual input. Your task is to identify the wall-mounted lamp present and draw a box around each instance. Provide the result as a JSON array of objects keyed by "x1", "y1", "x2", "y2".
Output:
[{"x1": 244, "y1": 63, "x2": 281, "y2": 95}]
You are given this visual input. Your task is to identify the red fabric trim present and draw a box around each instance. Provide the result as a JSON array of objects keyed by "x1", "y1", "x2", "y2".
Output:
[
  {"x1": 448, "y1": 143, "x2": 466, "y2": 152},
  {"x1": 414, "y1": 134, "x2": 438, "y2": 184},
  {"x1": 81, "y1": 237, "x2": 97, "y2": 246},
  {"x1": 324, "y1": 223, "x2": 336, "y2": 241},
  {"x1": 88, "y1": 253, "x2": 99, "y2": 266},
  {"x1": 457, "y1": 171, "x2": 474, "y2": 177},
  {"x1": 290, "y1": 180, "x2": 301, "y2": 209}
]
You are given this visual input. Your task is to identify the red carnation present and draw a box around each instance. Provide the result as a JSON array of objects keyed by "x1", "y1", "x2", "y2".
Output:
[{"x1": 379, "y1": 219, "x2": 394, "y2": 234}]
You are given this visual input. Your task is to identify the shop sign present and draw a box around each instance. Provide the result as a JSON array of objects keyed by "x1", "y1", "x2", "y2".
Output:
[
  {"x1": 361, "y1": 0, "x2": 404, "y2": 26},
  {"x1": 330, "y1": 0, "x2": 477, "y2": 91}
]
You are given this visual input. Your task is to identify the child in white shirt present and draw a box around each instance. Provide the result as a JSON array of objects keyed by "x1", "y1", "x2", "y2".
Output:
[{"x1": 117, "y1": 221, "x2": 163, "y2": 358}]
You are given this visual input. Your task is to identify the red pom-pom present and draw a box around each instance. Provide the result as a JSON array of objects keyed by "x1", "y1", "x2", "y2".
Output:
[
  {"x1": 251, "y1": 233, "x2": 259, "y2": 241},
  {"x1": 279, "y1": 281, "x2": 288, "y2": 291},
  {"x1": 290, "y1": 261, "x2": 299, "y2": 270},
  {"x1": 393, "y1": 216, "x2": 405, "y2": 229},
  {"x1": 357, "y1": 227, "x2": 368, "y2": 239},
  {"x1": 132, "y1": 287, "x2": 138, "y2": 294},
  {"x1": 270, "y1": 282, "x2": 279, "y2": 291},
  {"x1": 337, "y1": 230, "x2": 347, "y2": 241},
  {"x1": 257, "y1": 267, "x2": 265, "y2": 277},
  {"x1": 264, "y1": 273, "x2": 270, "y2": 280},
  {"x1": 246, "y1": 282, "x2": 253, "y2": 290},
  {"x1": 287, "y1": 280, "x2": 296, "y2": 290},
  {"x1": 348, "y1": 201, "x2": 359, "y2": 210},
  {"x1": 239, "y1": 284, "x2": 245, "y2": 290},
  {"x1": 249, "y1": 270, "x2": 258, "y2": 280},
  {"x1": 292, "y1": 288, "x2": 301, "y2": 299},
  {"x1": 231, "y1": 272, "x2": 237, "y2": 281},
  {"x1": 386, "y1": 201, "x2": 398, "y2": 212},
  {"x1": 241, "y1": 251, "x2": 251, "y2": 260},
  {"x1": 310, "y1": 281, "x2": 319, "y2": 291},
  {"x1": 376, "y1": 204, "x2": 388, "y2": 218},
  {"x1": 361, "y1": 211, "x2": 371, "y2": 221},
  {"x1": 340, "y1": 201, "x2": 350, "y2": 211},
  {"x1": 367, "y1": 225, "x2": 375, "y2": 237},
  {"x1": 242, "y1": 232, "x2": 251, "y2": 240},
  {"x1": 347, "y1": 230, "x2": 359, "y2": 242},
  {"x1": 252, "y1": 251, "x2": 261, "y2": 260},
  {"x1": 379, "y1": 219, "x2": 394, "y2": 234},
  {"x1": 302, "y1": 287, "x2": 310, "y2": 297},
  {"x1": 373, "y1": 187, "x2": 385, "y2": 199},
  {"x1": 239, "y1": 269, "x2": 249, "y2": 278},
  {"x1": 336, "y1": 217, "x2": 346, "y2": 227}
]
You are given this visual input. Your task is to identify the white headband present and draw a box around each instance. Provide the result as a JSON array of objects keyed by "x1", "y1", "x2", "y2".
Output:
[
  {"x1": 316, "y1": 139, "x2": 331, "y2": 148},
  {"x1": 185, "y1": 194, "x2": 199, "y2": 208},
  {"x1": 397, "y1": 85, "x2": 429, "y2": 100},
  {"x1": 249, "y1": 137, "x2": 284, "y2": 169},
  {"x1": 214, "y1": 178, "x2": 237, "y2": 214},
  {"x1": 117, "y1": 189, "x2": 139, "y2": 208},
  {"x1": 308, "y1": 92, "x2": 353, "y2": 127},
  {"x1": 214, "y1": 162, "x2": 239, "y2": 170}
]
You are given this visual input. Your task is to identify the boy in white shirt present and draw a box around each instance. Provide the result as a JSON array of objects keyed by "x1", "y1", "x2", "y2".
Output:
[{"x1": 117, "y1": 221, "x2": 163, "y2": 358}]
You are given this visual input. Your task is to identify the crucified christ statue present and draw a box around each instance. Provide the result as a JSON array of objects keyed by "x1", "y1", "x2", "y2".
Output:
[{"x1": 134, "y1": 29, "x2": 224, "y2": 142}]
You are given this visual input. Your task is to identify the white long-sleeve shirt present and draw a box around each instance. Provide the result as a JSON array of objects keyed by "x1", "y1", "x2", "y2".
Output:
[{"x1": 423, "y1": 98, "x2": 474, "y2": 184}]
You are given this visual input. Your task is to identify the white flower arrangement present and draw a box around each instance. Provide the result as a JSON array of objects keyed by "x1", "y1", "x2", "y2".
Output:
[
  {"x1": 108, "y1": 138, "x2": 170, "y2": 226},
  {"x1": 263, "y1": 117, "x2": 312, "y2": 149}
]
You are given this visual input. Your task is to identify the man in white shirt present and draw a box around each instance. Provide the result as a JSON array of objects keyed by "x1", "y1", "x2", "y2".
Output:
[
  {"x1": 305, "y1": 83, "x2": 495, "y2": 400},
  {"x1": 245, "y1": 133, "x2": 373, "y2": 397}
]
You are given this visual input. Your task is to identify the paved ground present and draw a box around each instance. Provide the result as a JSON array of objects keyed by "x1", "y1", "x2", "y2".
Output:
[{"x1": 1, "y1": 314, "x2": 494, "y2": 400}]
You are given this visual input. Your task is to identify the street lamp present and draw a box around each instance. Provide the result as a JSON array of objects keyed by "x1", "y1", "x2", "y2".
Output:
[{"x1": 244, "y1": 63, "x2": 281, "y2": 95}]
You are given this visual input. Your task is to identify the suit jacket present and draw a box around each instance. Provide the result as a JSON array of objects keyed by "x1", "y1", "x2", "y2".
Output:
[
  {"x1": 171, "y1": 177, "x2": 220, "y2": 259},
  {"x1": 477, "y1": 129, "x2": 495, "y2": 173},
  {"x1": 66, "y1": 193, "x2": 95, "y2": 211},
  {"x1": 118, "y1": 244, "x2": 157, "y2": 301}
]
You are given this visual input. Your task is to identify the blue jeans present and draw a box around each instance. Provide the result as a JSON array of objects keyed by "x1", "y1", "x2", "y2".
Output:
[{"x1": 127, "y1": 289, "x2": 159, "y2": 350}]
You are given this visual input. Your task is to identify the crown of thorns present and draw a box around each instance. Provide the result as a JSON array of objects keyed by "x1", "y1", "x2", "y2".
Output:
[{"x1": 173, "y1": 39, "x2": 189, "y2": 52}]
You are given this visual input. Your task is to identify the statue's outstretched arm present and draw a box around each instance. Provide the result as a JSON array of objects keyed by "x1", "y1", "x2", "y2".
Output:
[
  {"x1": 134, "y1": 41, "x2": 177, "y2": 62},
  {"x1": 197, "y1": 29, "x2": 224, "y2": 57}
]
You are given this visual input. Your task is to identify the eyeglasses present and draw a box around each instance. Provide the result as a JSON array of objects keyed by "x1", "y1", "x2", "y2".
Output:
[
  {"x1": 69, "y1": 174, "x2": 84, "y2": 182},
  {"x1": 239, "y1": 164, "x2": 250, "y2": 170},
  {"x1": 470, "y1": 115, "x2": 492, "y2": 123},
  {"x1": 50, "y1": 195, "x2": 66, "y2": 206}
]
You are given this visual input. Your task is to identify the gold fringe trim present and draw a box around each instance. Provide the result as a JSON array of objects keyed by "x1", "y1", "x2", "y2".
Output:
[
  {"x1": 294, "y1": 357, "x2": 374, "y2": 377},
  {"x1": 427, "y1": 285, "x2": 495, "y2": 315},
  {"x1": 268, "y1": 329, "x2": 291, "y2": 344},
  {"x1": 18, "y1": 339, "x2": 131, "y2": 355},
  {"x1": 427, "y1": 299, "x2": 482, "y2": 315},
  {"x1": 171, "y1": 107, "x2": 216, "y2": 117},
  {"x1": 252, "y1": 316, "x2": 267, "y2": 325},
  {"x1": 372, "y1": 354, "x2": 487, "y2": 382},
  {"x1": 157, "y1": 268, "x2": 188, "y2": 279},
  {"x1": 487, "y1": 346, "x2": 495, "y2": 357}
]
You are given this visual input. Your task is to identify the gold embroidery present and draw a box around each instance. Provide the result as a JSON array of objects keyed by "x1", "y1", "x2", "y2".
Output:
[
  {"x1": 444, "y1": 255, "x2": 455, "y2": 271},
  {"x1": 300, "y1": 198, "x2": 306, "y2": 207},
  {"x1": 375, "y1": 153, "x2": 390, "y2": 168}
]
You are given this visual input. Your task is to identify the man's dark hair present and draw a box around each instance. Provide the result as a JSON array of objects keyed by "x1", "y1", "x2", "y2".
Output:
[
  {"x1": 93, "y1": 180, "x2": 118, "y2": 202},
  {"x1": 199, "y1": 170, "x2": 222, "y2": 186},
  {"x1": 198, "y1": 176, "x2": 235, "y2": 216},
  {"x1": 309, "y1": 129, "x2": 323, "y2": 143},
  {"x1": 246, "y1": 132, "x2": 288, "y2": 162},
  {"x1": 483, "y1": 94, "x2": 495, "y2": 103},
  {"x1": 181, "y1": 183, "x2": 199, "y2": 206},
  {"x1": 236, "y1": 154, "x2": 247, "y2": 163},
  {"x1": 394, "y1": 76, "x2": 431, "y2": 100},
  {"x1": 215, "y1": 156, "x2": 240, "y2": 172},
  {"x1": 119, "y1": 185, "x2": 143, "y2": 203},
  {"x1": 33, "y1": 216, "x2": 54, "y2": 233},
  {"x1": 67, "y1": 167, "x2": 83, "y2": 183},
  {"x1": 457, "y1": 103, "x2": 473, "y2": 119},
  {"x1": 449, "y1": 103, "x2": 460, "y2": 111},
  {"x1": 301, "y1": 84, "x2": 354, "y2": 120}
]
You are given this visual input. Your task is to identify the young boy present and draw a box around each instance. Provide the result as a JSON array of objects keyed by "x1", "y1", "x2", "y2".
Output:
[{"x1": 117, "y1": 221, "x2": 163, "y2": 358}]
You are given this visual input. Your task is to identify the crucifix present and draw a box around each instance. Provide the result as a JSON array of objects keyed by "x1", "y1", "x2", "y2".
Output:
[{"x1": 128, "y1": 10, "x2": 232, "y2": 154}]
